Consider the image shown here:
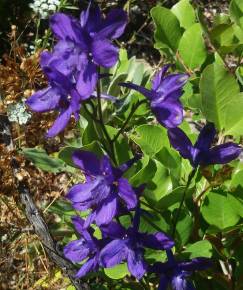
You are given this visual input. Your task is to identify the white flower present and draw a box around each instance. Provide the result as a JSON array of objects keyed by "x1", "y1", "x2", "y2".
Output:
[
  {"x1": 7, "y1": 102, "x2": 32, "y2": 125},
  {"x1": 49, "y1": 4, "x2": 56, "y2": 11},
  {"x1": 29, "y1": 0, "x2": 60, "y2": 19},
  {"x1": 40, "y1": 3, "x2": 49, "y2": 10},
  {"x1": 35, "y1": 0, "x2": 41, "y2": 6}
]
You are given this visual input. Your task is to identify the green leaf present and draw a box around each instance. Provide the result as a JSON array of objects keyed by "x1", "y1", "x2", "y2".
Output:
[
  {"x1": 47, "y1": 200, "x2": 79, "y2": 217},
  {"x1": 176, "y1": 210, "x2": 193, "y2": 245},
  {"x1": 82, "y1": 117, "x2": 103, "y2": 145},
  {"x1": 184, "y1": 240, "x2": 213, "y2": 258},
  {"x1": 107, "y1": 73, "x2": 127, "y2": 96},
  {"x1": 233, "y1": 24, "x2": 243, "y2": 44},
  {"x1": 224, "y1": 93, "x2": 243, "y2": 136},
  {"x1": 22, "y1": 148, "x2": 64, "y2": 173},
  {"x1": 171, "y1": 0, "x2": 196, "y2": 29},
  {"x1": 104, "y1": 264, "x2": 129, "y2": 279},
  {"x1": 131, "y1": 124, "x2": 167, "y2": 157},
  {"x1": 202, "y1": 191, "x2": 240, "y2": 230},
  {"x1": 157, "y1": 186, "x2": 194, "y2": 210},
  {"x1": 113, "y1": 48, "x2": 129, "y2": 75},
  {"x1": 178, "y1": 23, "x2": 207, "y2": 69},
  {"x1": 151, "y1": 6, "x2": 182, "y2": 52},
  {"x1": 156, "y1": 147, "x2": 181, "y2": 187},
  {"x1": 130, "y1": 156, "x2": 157, "y2": 187},
  {"x1": 145, "y1": 159, "x2": 172, "y2": 201},
  {"x1": 200, "y1": 63, "x2": 240, "y2": 131},
  {"x1": 105, "y1": 126, "x2": 132, "y2": 165},
  {"x1": 210, "y1": 24, "x2": 235, "y2": 48},
  {"x1": 127, "y1": 61, "x2": 147, "y2": 85},
  {"x1": 66, "y1": 286, "x2": 76, "y2": 290},
  {"x1": 230, "y1": 0, "x2": 243, "y2": 29},
  {"x1": 227, "y1": 191, "x2": 243, "y2": 218}
]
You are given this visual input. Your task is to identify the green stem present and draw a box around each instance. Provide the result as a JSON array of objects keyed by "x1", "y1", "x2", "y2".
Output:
[
  {"x1": 83, "y1": 103, "x2": 111, "y2": 156},
  {"x1": 112, "y1": 99, "x2": 147, "y2": 143},
  {"x1": 34, "y1": 18, "x2": 41, "y2": 50},
  {"x1": 195, "y1": 184, "x2": 211, "y2": 204},
  {"x1": 192, "y1": 184, "x2": 211, "y2": 240},
  {"x1": 140, "y1": 200, "x2": 161, "y2": 215},
  {"x1": 172, "y1": 168, "x2": 196, "y2": 238},
  {"x1": 96, "y1": 71, "x2": 117, "y2": 165}
]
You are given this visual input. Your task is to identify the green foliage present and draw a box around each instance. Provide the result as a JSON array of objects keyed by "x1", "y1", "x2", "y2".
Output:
[
  {"x1": 104, "y1": 264, "x2": 129, "y2": 280},
  {"x1": 17, "y1": 0, "x2": 243, "y2": 289},
  {"x1": 171, "y1": 0, "x2": 196, "y2": 29},
  {"x1": 230, "y1": 0, "x2": 243, "y2": 29},
  {"x1": 200, "y1": 62, "x2": 243, "y2": 133},
  {"x1": 184, "y1": 240, "x2": 213, "y2": 258},
  {"x1": 22, "y1": 148, "x2": 65, "y2": 173},
  {"x1": 178, "y1": 23, "x2": 207, "y2": 69},
  {"x1": 151, "y1": 6, "x2": 182, "y2": 53},
  {"x1": 202, "y1": 191, "x2": 240, "y2": 230},
  {"x1": 131, "y1": 124, "x2": 166, "y2": 157}
]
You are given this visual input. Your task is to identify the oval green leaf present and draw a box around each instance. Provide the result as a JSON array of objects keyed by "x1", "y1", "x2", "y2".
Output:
[
  {"x1": 178, "y1": 23, "x2": 207, "y2": 69},
  {"x1": 172, "y1": 0, "x2": 196, "y2": 29},
  {"x1": 202, "y1": 191, "x2": 240, "y2": 230},
  {"x1": 151, "y1": 6, "x2": 182, "y2": 52}
]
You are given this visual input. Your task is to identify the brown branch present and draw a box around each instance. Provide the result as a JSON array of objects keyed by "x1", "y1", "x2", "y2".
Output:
[{"x1": 0, "y1": 114, "x2": 89, "y2": 290}]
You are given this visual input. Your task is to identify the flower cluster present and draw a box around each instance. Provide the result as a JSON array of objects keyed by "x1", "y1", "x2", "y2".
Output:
[
  {"x1": 26, "y1": 2, "x2": 127, "y2": 137},
  {"x1": 29, "y1": 0, "x2": 60, "y2": 19},
  {"x1": 7, "y1": 101, "x2": 32, "y2": 125},
  {"x1": 27, "y1": 2, "x2": 242, "y2": 290},
  {"x1": 120, "y1": 69, "x2": 241, "y2": 168},
  {"x1": 63, "y1": 150, "x2": 213, "y2": 288}
]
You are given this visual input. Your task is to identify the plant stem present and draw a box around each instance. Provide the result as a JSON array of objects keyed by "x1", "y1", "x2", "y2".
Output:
[
  {"x1": 112, "y1": 99, "x2": 147, "y2": 143},
  {"x1": 83, "y1": 103, "x2": 99, "y2": 122},
  {"x1": 140, "y1": 200, "x2": 162, "y2": 215},
  {"x1": 195, "y1": 184, "x2": 211, "y2": 204},
  {"x1": 96, "y1": 70, "x2": 117, "y2": 165},
  {"x1": 192, "y1": 183, "x2": 211, "y2": 240},
  {"x1": 34, "y1": 18, "x2": 40, "y2": 50},
  {"x1": 172, "y1": 168, "x2": 196, "y2": 238},
  {"x1": 83, "y1": 102, "x2": 114, "y2": 158}
]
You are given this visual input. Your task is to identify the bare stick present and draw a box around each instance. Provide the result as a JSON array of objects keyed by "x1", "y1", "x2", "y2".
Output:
[{"x1": 0, "y1": 114, "x2": 88, "y2": 290}]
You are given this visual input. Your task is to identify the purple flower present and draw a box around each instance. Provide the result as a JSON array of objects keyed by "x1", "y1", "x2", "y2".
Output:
[
  {"x1": 64, "y1": 216, "x2": 102, "y2": 278},
  {"x1": 168, "y1": 123, "x2": 241, "y2": 168},
  {"x1": 99, "y1": 207, "x2": 174, "y2": 280},
  {"x1": 49, "y1": 2, "x2": 127, "y2": 96},
  {"x1": 26, "y1": 51, "x2": 86, "y2": 137},
  {"x1": 120, "y1": 65, "x2": 188, "y2": 128},
  {"x1": 150, "y1": 250, "x2": 212, "y2": 290},
  {"x1": 66, "y1": 150, "x2": 138, "y2": 227}
]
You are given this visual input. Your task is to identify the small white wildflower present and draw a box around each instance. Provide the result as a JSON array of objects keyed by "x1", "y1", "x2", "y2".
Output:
[
  {"x1": 41, "y1": 11, "x2": 49, "y2": 19},
  {"x1": 1, "y1": 234, "x2": 7, "y2": 242},
  {"x1": 41, "y1": 3, "x2": 49, "y2": 10},
  {"x1": 29, "y1": 45, "x2": 35, "y2": 51},
  {"x1": 29, "y1": 0, "x2": 59, "y2": 19},
  {"x1": 35, "y1": 0, "x2": 41, "y2": 6},
  {"x1": 7, "y1": 102, "x2": 32, "y2": 125},
  {"x1": 52, "y1": 0, "x2": 60, "y2": 5},
  {"x1": 49, "y1": 4, "x2": 56, "y2": 11}
]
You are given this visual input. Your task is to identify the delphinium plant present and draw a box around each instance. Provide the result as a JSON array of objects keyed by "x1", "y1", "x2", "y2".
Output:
[{"x1": 25, "y1": 0, "x2": 243, "y2": 289}]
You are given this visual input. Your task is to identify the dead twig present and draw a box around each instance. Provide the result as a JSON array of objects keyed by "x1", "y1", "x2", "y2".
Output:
[{"x1": 0, "y1": 114, "x2": 89, "y2": 290}]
